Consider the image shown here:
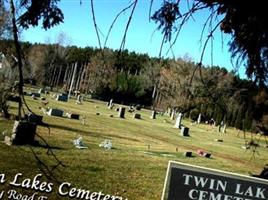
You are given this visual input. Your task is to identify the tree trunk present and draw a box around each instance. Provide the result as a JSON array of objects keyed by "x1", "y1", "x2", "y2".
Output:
[
  {"x1": 55, "y1": 65, "x2": 62, "y2": 89},
  {"x1": 10, "y1": 0, "x2": 24, "y2": 119}
]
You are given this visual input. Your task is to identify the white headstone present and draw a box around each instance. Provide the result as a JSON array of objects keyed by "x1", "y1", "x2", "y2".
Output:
[
  {"x1": 170, "y1": 109, "x2": 175, "y2": 120},
  {"x1": 151, "y1": 110, "x2": 156, "y2": 119},
  {"x1": 76, "y1": 95, "x2": 82, "y2": 104},
  {"x1": 174, "y1": 113, "x2": 183, "y2": 129},
  {"x1": 197, "y1": 113, "x2": 202, "y2": 124}
]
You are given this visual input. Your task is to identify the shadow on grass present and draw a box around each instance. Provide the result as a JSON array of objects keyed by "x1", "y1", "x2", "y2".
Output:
[
  {"x1": 32, "y1": 142, "x2": 66, "y2": 150},
  {"x1": 48, "y1": 123, "x2": 141, "y2": 142},
  {"x1": 49, "y1": 123, "x2": 93, "y2": 135}
]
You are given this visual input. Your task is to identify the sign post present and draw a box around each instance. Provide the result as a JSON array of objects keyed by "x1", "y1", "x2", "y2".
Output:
[{"x1": 162, "y1": 161, "x2": 268, "y2": 200}]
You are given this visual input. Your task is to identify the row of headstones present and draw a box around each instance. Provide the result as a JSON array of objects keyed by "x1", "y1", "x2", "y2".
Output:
[
  {"x1": 170, "y1": 109, "x2": 228, "y2": 133},
  {"x1": 107, "y1": 99, "x2": 155, "y2": 120},
  {"x1": 115, "y1": 105, "x2": 189, "y2": 136},
  {"x1": 169, "y1": 109, "x2": 202, "y2": 124},
  {"x1": 174, "y1": 113, "x2": 190, "y2": 136},
  {"x1": 46, "y1": 108, "x2": 80, "y2": 120},
  {"x1": 115, "y1": 106, "x2": 157, "y2": 120},
  {"x1": 52, "y1": 92, "x2": 83, "y2": 104}
]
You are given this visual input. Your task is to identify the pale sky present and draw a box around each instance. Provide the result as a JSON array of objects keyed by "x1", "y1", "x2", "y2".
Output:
[{"x1": 21, "y1": 0, "x2": 247, "y2": 78}]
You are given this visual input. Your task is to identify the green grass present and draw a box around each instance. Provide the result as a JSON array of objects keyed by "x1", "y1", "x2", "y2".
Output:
[{"x1": 0, "y1": 89, "x2": 267, "y2": 200}]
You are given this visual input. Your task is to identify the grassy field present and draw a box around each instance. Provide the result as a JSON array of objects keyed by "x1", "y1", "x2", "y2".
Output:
[{"x1": 0, "y1": 88, "x2": 267, "y2": 200}]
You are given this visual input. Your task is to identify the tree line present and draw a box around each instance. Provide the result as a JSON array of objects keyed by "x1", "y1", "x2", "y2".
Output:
[{"x1": 0, "y1": 39, "x2": 267, "y2": 131}]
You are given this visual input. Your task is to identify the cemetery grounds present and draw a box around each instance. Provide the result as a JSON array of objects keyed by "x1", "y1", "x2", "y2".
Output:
[{"x1": 0, "y1": 87, "x2": 267, "y2": 200}]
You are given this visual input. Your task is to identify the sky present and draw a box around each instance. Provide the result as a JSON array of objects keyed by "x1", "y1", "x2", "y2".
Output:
[{"x1": 21, "y1": 0, "x2": 246, "y2": 78}]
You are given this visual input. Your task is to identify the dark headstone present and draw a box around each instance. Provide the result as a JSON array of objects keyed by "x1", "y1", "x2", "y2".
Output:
[
  {"x1": 12, "y1": 121, "x2": 37, "y2": 145},
  {"x1": 67, "y1": 113, "x2": 80, "y2": 120},
  {"x1": 184, "y1": 151, "x2": 192, "y2": 157},
  {"x1": 27, "y1": 113, "x2": 43, "y2": 124},
  {"x1": 47, "y1": 108, "x2": 63, "y2": 117},
  {"x1": 56, "y1": 94, "x2": 68, "y2": 102},
  {"x1": 133, "y1": 113, "x2": 141, "y2": 119},
  {"x1": 7, "y1": 96, "x2": 21, "y2": 103},
  {"x1": 205, "y1": 153, "x2": 211, "y2": 158},
  {"x1": 197, "y1": 149, "x2": 211, "y2": 158},
  {"x1": 118, "y1": 107, "x2": 125, "y2": 118},
  {"x1": 180, "y1": 126, "x2": 189, "y2": 136},
  {"x1": 136, "y1": 105, "x2": 141, "y2": 111}
]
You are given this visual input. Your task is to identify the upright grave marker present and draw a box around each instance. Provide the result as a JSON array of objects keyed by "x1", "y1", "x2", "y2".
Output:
[
  {"x1": 56, "y1": 93, "x2": 68, "y2": 102},
  {"x1": 180, "y1": 126, "x2": 189, "y2": 136},
  {"x1": 47, "y1": 108, "x2": 63, "y2": 117},
  {"x1": 174, "y1": 113, "x2": 183, "y2": 129},
  {"x1": 133, "y1": 113, "x2": 141, "y2": 119},
  {"x1": 170, "y1": 110, "x2": 175, "y2": 120},
  {"x1": 162, "y1": 161, "x2": 268, "y2": 200},
  {"x1": 76, "y1": 95, "x2": 82, "y2": 104},
  {"x1": 151, "y1": 110, "x2": 156, "y2": 119},
  {"x1": 118, "y1": 107, "x2": 125, "y2": 118},
  {"x1": 197, "y1": 113, "x2": 202, "y2": 124}
]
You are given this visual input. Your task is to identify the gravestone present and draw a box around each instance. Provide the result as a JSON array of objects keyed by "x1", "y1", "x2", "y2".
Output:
[
  {"x1": 118, "y1": 107, "x2": 125, "y2": 118},
  {"x1": 12, "y1": 120, "x2": 37, "y2": 145},
  {"x1": 31, "y1": 92, "x2": 41, "y2": 98},
  {"x1": 174, "y1": 113, "x2": 183, "y2": 129},
  {"x1": 136, "y1": 105, "x2": 141, "y2": 111},
  {"x1": 167, "y1": 108, "x2": 171, "y2": 117},
  {"x1": 76, "y1": 95, "x2": 82, "y2": 104},
  {"x1": 108, "y1": 104, "x2": 114, "y2": 109},
  {"x1": 197, "y1": 113, "x2": 202, "y2": 124},
  {"x1": 109, "y1": 99, "x2": 113, "y2": 106},
  {"x1": 222, "y1": 124, "x2": 227, "y2": 133},
  {"x1": 184, "y1": 151, "x2": 192, "y2": 157},
  {"x1": 74, "y1": 90, "x2": 80, "y2": 97},
  {"x1": 66, "y1": 113, "x2": 80, "y2": 120},
  {"x1": 81, "y1": 116, "x2": 86, "y2": 125},
  {"x1": 170, "y1": 110, "x2": 175, "y2": 120},
  {"x1": 197, "y1": 149, "x2": 211, "y2": 158},
  {"x1": 47, "y1": 108, "x2": 63, "y2": 117},
  {"x1": 38, "y1": 88, "x2": 45, "y2": 94},
  {"x1": 27, "y1": 113, "x2": 43, "y2": 124},
  {"x1": 180, "y1": 126, "x2": 189, "y2": 136},
  {"x1": 108, "y1": 99, "x2": 113, "y2": 108},
  {"x1": 151, "y1": 110, "x2": 156, "y2": 119},
  {"x1": 133, "y1": 113, "x2": 141, "y2": 119},
  {"x1": 56, "y1": 93, "x2": 68, "y2": 102}
]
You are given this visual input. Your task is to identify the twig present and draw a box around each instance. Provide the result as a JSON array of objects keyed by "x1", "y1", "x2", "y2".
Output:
[
  {"x1": 119, "y1": 0, "x2": 138, "y2": 52},
  {"x1": 104, "y1": 1, "x2": 135, "y2": 48},
  {"x1": 90, "y1": 0, "x2": 102, "y2": 49}
]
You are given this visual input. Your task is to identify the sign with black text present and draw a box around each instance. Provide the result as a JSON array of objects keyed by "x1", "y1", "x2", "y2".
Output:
[{"x1": 162, "y1": 161, "x2": 268, "y2": 200}]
